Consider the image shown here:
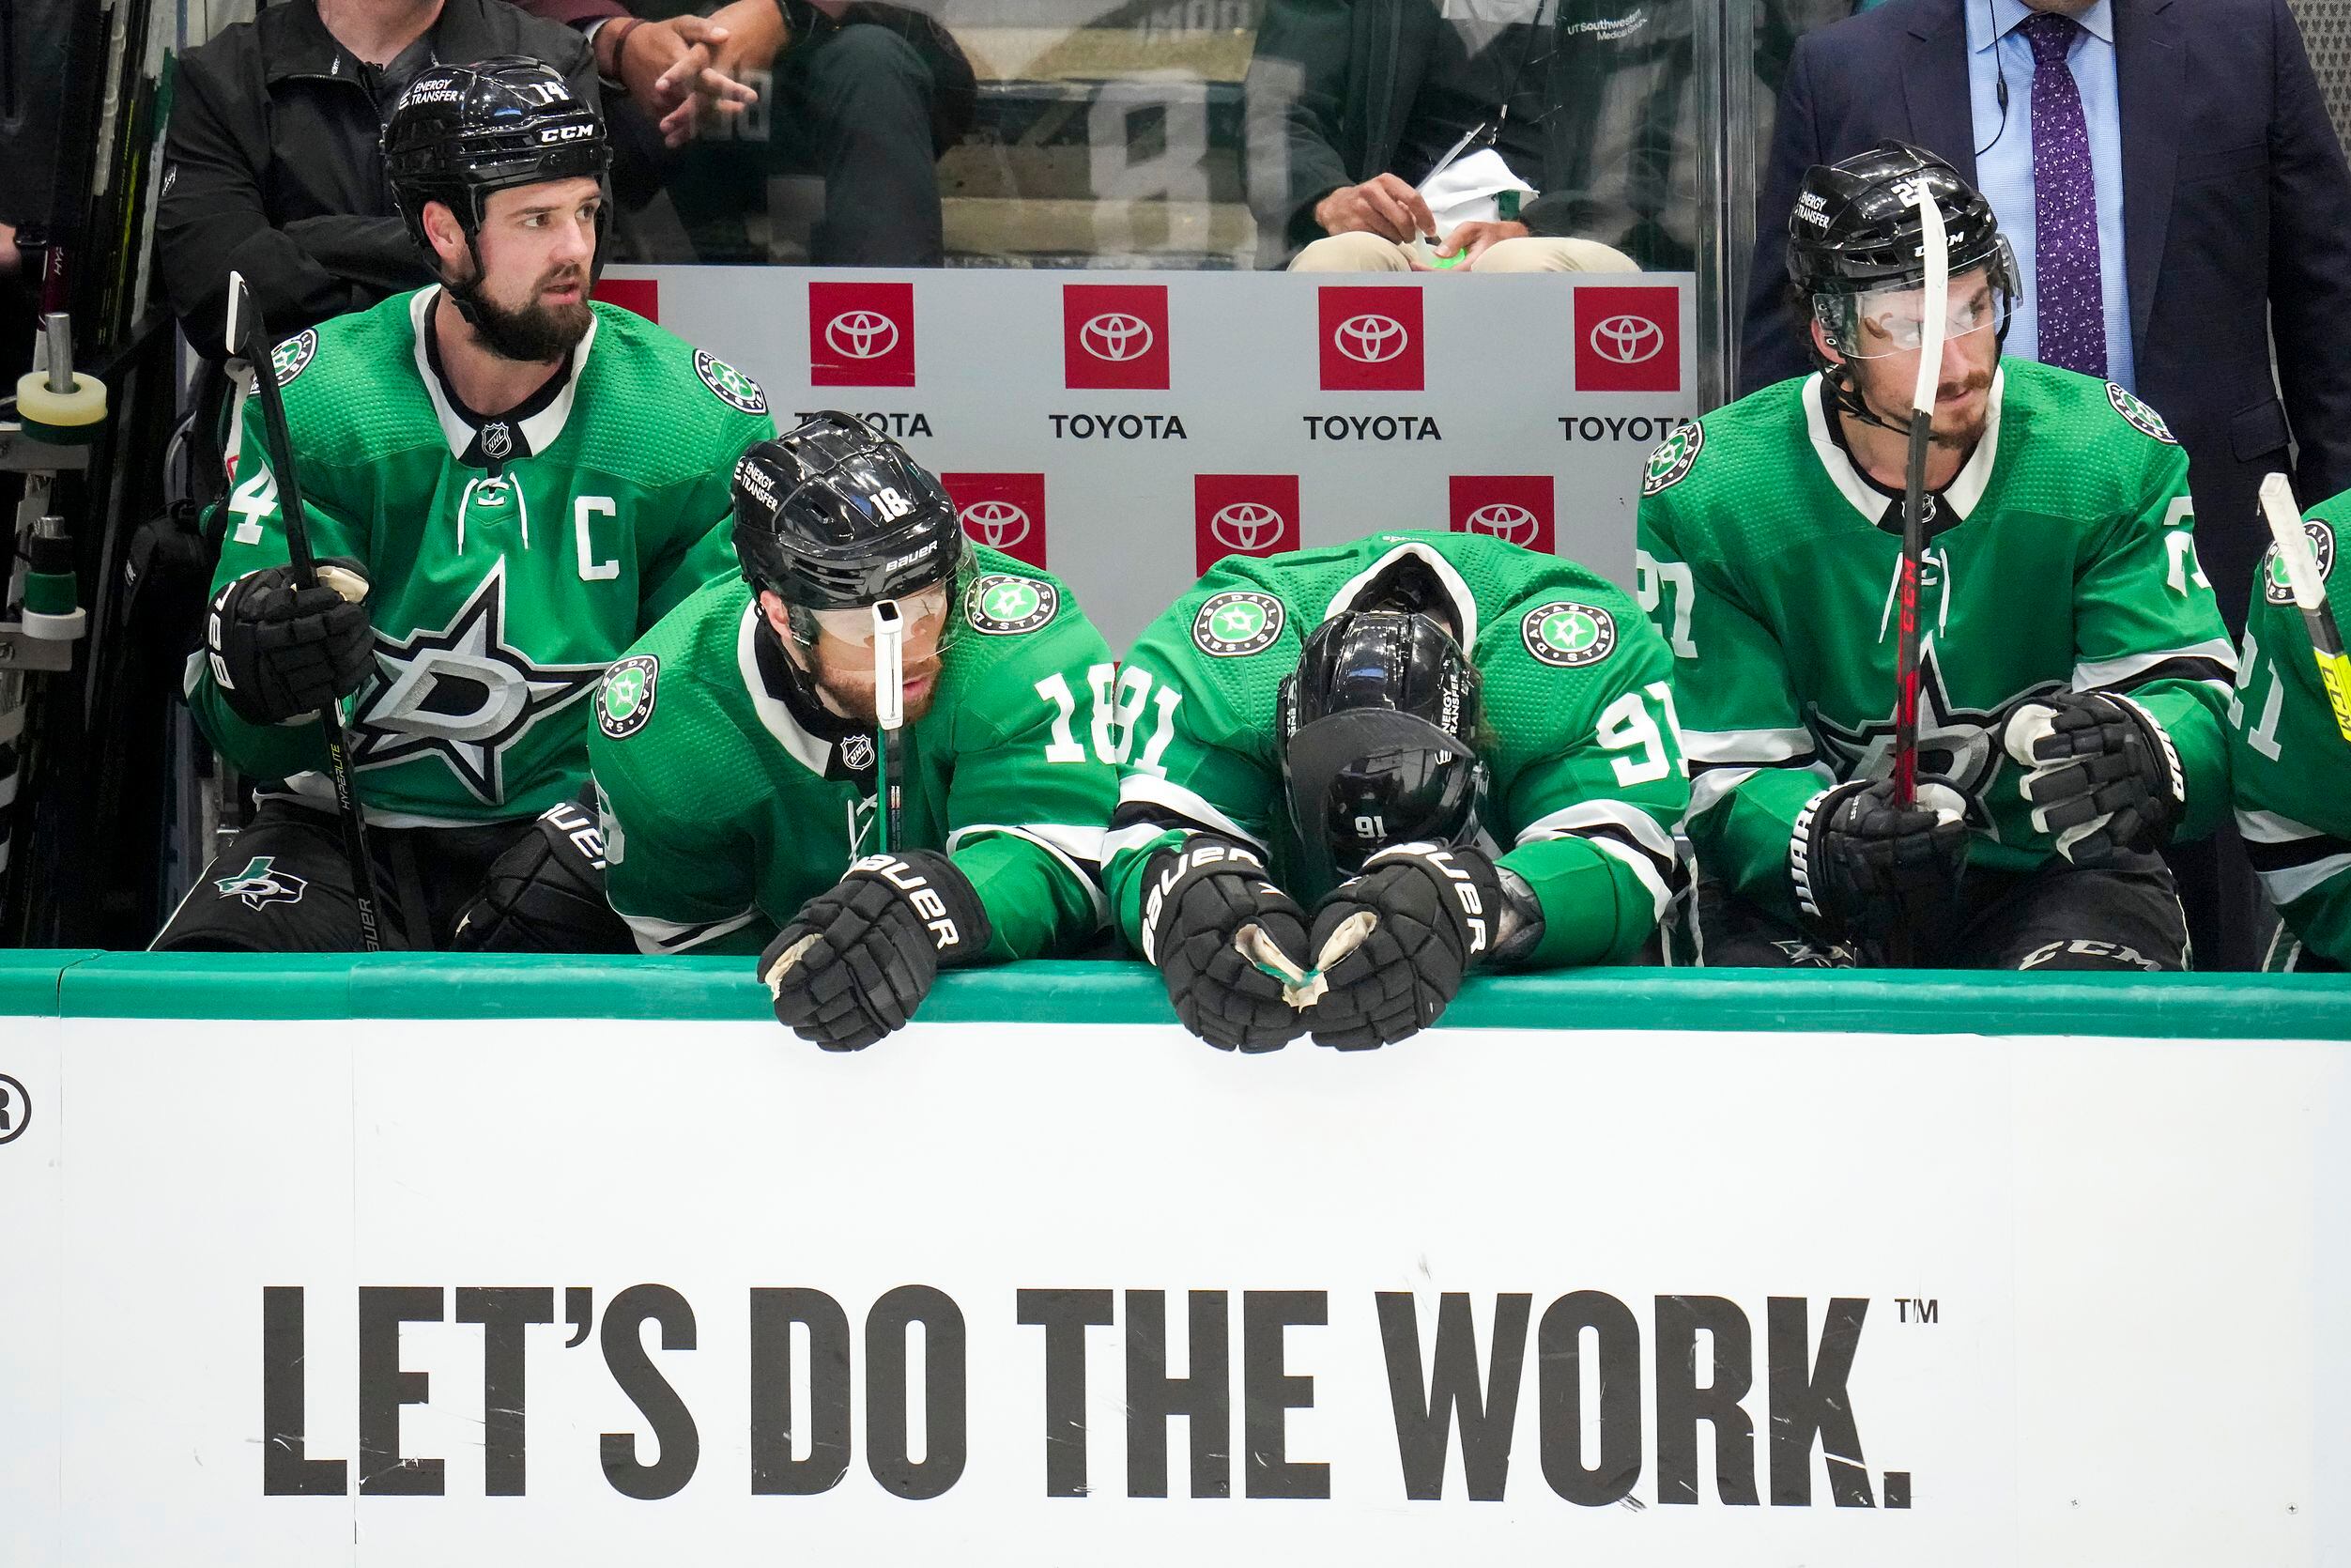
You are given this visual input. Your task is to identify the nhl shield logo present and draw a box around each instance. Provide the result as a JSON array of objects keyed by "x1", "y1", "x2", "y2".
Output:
[
  {"x1": 215, "y1": 854, "x2": 308, "y2": 911},
  {"x1": 599, "y1": 655, "x2": 660, "y2": 740},
  {"x1": 696, "y1": 350, "x2": 769, "y2": 414},
  {"x1": 2265, "y1": 518, "x2": 2337, "y2": 604},
  {"x1": 1191, "y1": 591, "x2": 1286, "y2": 657},
  {"x1": 1641, "y1": 423, "x2": 1703, "y2": 496},
  {"x1": 270, "y1": 330, "x2": 317, "y2": 388},
  {"x1": 840, "y1": 733, "x2": 876, "y2": 771},
  {"x1": 2107, "y1": 383, "x2": 2177, "y2": 444},
  {"x1": 1522, "y1": 601, "x2": 1618, "y2": 669},
  {"x1": 964, "y1": 573, "x2": 1058, "y2": 636}
]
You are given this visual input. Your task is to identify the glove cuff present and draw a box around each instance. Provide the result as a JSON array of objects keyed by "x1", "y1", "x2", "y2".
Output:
[
  {"x1": 1790, "y1": 781, "x2": 1861, "y2": 925},
  {"x1": 1140, "y1": 835, "x2": 1280, "y2": 967},
  {"x1": 843, "y1": 848, "x2": 992, "y2": 967},
  {"x1": 2113, "y1": 693, "x2": 2187, "y2": 823}
]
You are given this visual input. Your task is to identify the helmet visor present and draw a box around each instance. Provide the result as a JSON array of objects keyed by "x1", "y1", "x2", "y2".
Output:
[
  {"x1": 795, "y1": 582, "x2": 953, "y2": 649},
  {"x1": 1819, "y1": 271, "x2": 2009, "y2": 360},
  {"x1": 1286, "y1": 710, "x2": 1483, "y2": 875}
]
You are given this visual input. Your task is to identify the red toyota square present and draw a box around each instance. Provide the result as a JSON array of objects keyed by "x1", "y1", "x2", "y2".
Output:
[
  {"x1": 941, "y1": 472, "x2": 1048, "y2": 569},
  {"x1": 1449, "y1": 476, "x2": 1556, "y2": 555},
  {"x1": 1193, "y1": 474, "x2": 1301, "y2": 576},
  {"x1": 591, "y1": 277, "x2": 659, "y2": 322},
  {"x1": 1317, "y1": 285, "x2": 1424, "y2": 392},
  {"x1": 1063, "y1": 284, "x2": 1171, "y2": 391},
  {"x1": 809, "y1": 281, "x2": 915, "y2": 387},
  {"x1": 1575, "y1": 285, "x2": 1680, "y2": 392}
]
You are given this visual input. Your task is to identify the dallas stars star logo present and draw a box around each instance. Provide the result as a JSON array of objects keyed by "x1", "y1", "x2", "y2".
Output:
[
  {"x1": 349, "y1": 559, "x2": 608, "y2": 804},
  {"x1": 1810, "y1": 642, "x2": 2058, "y2": 831}
]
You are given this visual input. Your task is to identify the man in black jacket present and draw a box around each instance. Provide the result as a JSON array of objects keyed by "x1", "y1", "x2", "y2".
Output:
[
  {"x1": 1242, "y1": 0, "x2": 1687, "y2": 271},
  {"x1": 157, "y1": 0, "x2": 600, "y2": 359}
]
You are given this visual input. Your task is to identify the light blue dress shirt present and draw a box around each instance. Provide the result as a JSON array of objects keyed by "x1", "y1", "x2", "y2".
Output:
[{"x1": 1965, "y1": 0, "x2": 2136, "y2": 391}]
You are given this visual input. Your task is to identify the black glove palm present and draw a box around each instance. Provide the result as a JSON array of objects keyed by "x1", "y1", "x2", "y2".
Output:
[
  {"x1": 1142, "y1": 838, "x2": 1314, "y2": 1053},
  {"x1": 206, "y1": 560, "x2": 374, "y2": 725},
  {"x1": 1793, "y1": 777, "x2": 1971, "y2": 957},
  {"x1": 1306, "y1": 843, "x2": 1501, "y2": 1049},
  {"x1": 761, "y1": 850, "x2": 991, "y2": 1050}
]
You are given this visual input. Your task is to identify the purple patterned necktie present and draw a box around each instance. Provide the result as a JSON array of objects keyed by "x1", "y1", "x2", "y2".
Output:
[{"x1": 2021, "y1": 11, "x2": 2107, "y2": 377}]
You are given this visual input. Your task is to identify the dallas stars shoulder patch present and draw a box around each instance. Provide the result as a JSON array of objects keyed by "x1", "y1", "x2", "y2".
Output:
[
  {"x1": 1191, "y1": 590, "x2": 1285, "y2": 657},
  {"x1": 2264, "y1": 518, "x2": 2337, "y2": 605},
  {"x1": 695, "y1": 349, "x2": 768, "y2": 414},
  {"x1": 600, "y1": 655, "x2": 661, "y2": 740},
  {"x1": 1641, "y1": 422, "x2": 1703, "y2": 497},
  {"x1": 2106, "y1": 383, "x2": 2177, "y2": 444},
  {"x1": 271, "y1": 330, "x2": 318, "y2": 388},
  {"x1": 1521, "y1": 600, "x2": 1618, "y2": 669},
  {"x1": 964, "y1": 573, "x2": 1059, "y2": 636}
]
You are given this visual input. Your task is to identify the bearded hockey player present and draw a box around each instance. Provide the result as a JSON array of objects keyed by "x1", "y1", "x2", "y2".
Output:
[
  {"x1": 2231, "y1": 507, "x2": 2351, "y2": 971},
  {"x1": 157, "y1": 58, "x2": 776, "y2": 951},
  {"x1": 1638, "y1": 143, "x2": 2236, "y2": 970},
  {"x1": 1101, "y1": 531, "x2": 1689, "y2": 1052},
  {"x1": 590, "y1": 415, "x2": 1117, "y2": 1049}
]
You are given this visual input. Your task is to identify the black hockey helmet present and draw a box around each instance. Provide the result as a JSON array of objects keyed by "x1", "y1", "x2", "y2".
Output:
[
  {"x1": 732, "y1": 412, "x2": 964, "y2": 612},
  {"x1": 383, "y1": 56, "x2": 609, "y2": 260},
  {"x1": 1277, "y1": 609, "x2": 1488, "y2": 877}
]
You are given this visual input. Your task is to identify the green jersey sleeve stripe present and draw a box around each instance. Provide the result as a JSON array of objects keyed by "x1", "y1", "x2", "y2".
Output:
[
  {"x1": 2073, "y1": 639, "x2": 2237, "y2": 690},
  {"x1": 622, "y1": 907, "x2": 762, "y2": 955},
  {"x1": 1516, "y1": 799, "x2": 1679, "y2": 868},
  {"x1": 1690, "y1": 761, "x2": 1832, "y2": 822},
  {"x1": 1116, "y1": 772, "x2": 1268, "y2": 849},
  {"x1": 1682, "y1": 726, "x2": 1817, "y2": 764},
  {"x1": 946, "y1": 823, "x2": 1110, "y2": 926}
]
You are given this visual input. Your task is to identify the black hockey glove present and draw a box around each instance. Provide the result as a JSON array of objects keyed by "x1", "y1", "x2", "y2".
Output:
[
  {"x1": 2003, "y1": 690, "x2": 2186, "y2": 862},
  {"x1": 1792, "y1": 777, "x2": 1971, "y2": 957},
  {"x1": 760, "y1": 849, "x2": 991, "y2": 1051},
  {"x1": 1140, "y1": 837, "x2": 1314, "y2": 1053},
  {"x1": 205, "y1": 560, "x2": 374, "y2": 726},
  {"x1": 1305, "y1": 842, "x2": 1503, "y2": 1050},
  {"x1": 450, "y1": 797, "x2": 634, "y2": 953}
]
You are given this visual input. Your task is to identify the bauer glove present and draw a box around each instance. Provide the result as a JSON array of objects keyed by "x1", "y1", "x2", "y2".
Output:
[
  {"x1": 1792, "y1": 777, "x2": 1970, "y2": 957},
  {"x1": 760, "y1": 850, "x2": 991, "y2": 1050},
  {"x1": 450, "y1": 796, "x2": 632, "y2": 953},
  {"x1": 1140, "y1": 837, "x2": 1314, "y2": 1053},
  {"x1": 205, "y1": 559, "x2": 374, "y2": 726},
  {"x1": 1304, "y1": 841, "x2": 1502, "y2": 1050},
  {"x1": 2003, "y1": 690, "x2": 2185, "y2": 862}
]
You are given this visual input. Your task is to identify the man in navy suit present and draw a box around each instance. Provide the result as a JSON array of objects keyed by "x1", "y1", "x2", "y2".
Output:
[{"x1": 1739, "y1": 0, "x2": 2351, "y2": 632}]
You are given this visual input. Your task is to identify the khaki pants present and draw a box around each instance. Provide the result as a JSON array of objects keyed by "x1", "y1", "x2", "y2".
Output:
[{"x1": 1288, "y1": 230, "x2": 1638, "y2": 273}]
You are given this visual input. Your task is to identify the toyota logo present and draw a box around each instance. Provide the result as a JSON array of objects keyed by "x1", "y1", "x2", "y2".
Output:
[
  {"x1": 825, "y1": 310, "x2": 900, "y2": 360},
  {"x1": 1465, "y1": 502, "x2": 1541, "y2": 545},
  {"x1": 959, "y1": 500, "x2": 1031, "y2": 549},
  {"x1": 1080, "y1": 313, "x2": 1154, "y2": 362},
  {"x1": 1590, "y1": 314, "x2": 1664, "y2": 364},
  {"x1": 1334, "y1": 313, "x2": 1409, "y2": 363},
  {"x1": 1210, "y1": 501, "x2": 1286, "y2": 552}
]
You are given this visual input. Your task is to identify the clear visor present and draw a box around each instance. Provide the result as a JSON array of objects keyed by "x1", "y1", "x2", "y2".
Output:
[
  {"x1": 795, "y1": 582, "x2": 953, "y2": 649},
  {"x1": 1820, "y1": 277, "x2": 2008, "y2": 359}
]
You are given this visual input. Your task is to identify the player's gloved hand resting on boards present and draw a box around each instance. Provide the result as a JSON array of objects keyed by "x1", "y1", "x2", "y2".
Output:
[
  {"x1": 2002, "y1": 690, "x2": 2185, "y2": 862},
  {"x1": 1794, "y1": 777, "x2": 1971, "y2": 956},
  {"x1": 760, "y1": 850, "x2": 991, "y2": 1050},
  {"x1": 1304, "y1": 841, "x2": 1502, "y2": 1049},
  {"x1": 1143, "y1": 837, "x2": 1314, "y2": 1053},
  {"x1": 206, "y1": 559, "x2": 374, "y2": 725}
]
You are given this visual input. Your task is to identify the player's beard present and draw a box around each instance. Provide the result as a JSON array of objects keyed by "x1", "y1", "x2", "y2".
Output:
[
  {"x1": 1858, "y1": 362, "x2": 1994, "y2": 452},
  {"x1": 453, "y1": 257, "x2": 592, "y2": 363},
  {"x1": 808, "y1": 644, "x2": 945, "y2": 726}
]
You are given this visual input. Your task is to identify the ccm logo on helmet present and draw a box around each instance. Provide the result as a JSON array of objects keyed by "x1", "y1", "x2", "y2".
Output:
[
  {"x1": 850, "y1": 853, "x2": 962, "y2": 949},
  {"x1": 538, "y1": 125, "x2": 596, "y2": 143}
]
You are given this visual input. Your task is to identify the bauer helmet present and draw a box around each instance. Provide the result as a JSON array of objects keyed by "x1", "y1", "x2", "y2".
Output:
[
  {"x1": 731, "y1": 413, "x2": 964, "y2": 617},
  {"x1": 1277, "y1": 608, "x2": 1488, "y2": 877},
  {"x1": 383, "y1": 57, "x2": 609, "y2": 263}
]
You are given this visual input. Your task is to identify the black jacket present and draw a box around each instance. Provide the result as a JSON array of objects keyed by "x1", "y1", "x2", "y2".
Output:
[
  {"x1": 1738, "y1": 0, "x2": 2351, "y2": 626},
  {"x1": 1241, "y1": 0, "x2": 1696, "y2": 269},
  {"x1": 157, "y1": 0, "x2": 596, "y2": 358}
]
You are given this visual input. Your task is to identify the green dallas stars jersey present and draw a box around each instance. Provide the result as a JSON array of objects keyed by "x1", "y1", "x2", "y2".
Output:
[
  {"x1": 1101, "y1": 532, "x2": 1690, "y2": 969},
  {"x1": 589, "y1": 554, "x2": 1117, "y2": 959},
  {"x1": 1636, "y1": 361, "x2": 2236, "y2": 917},
  {"x1": 187, "y1": 286, "x2": 776, "y2": 825},
  {"x1": 2229, "y1": 507, "x2": 2351, "y2": 966}
]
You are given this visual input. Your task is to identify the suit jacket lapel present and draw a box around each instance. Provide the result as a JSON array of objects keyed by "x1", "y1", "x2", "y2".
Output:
[
  {"x1": 1904, "y1": 1, "x2": 1978, "y2": 186},
  {"x1": 2116, "y1": 0, "x2": 2182, "y2": 352}
]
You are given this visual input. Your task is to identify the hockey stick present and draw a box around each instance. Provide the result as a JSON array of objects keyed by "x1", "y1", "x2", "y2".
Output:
[
  {"x1": 225, "y1": 271, "x2": 386, "y2": 951},
  {"x1": 2258, "y1": 472, "x2": 2351, "y2": 746},
  {"x1": 871, "y1": 597, "x2": 905, "y2": 853},
  {"x1": 1884, "y1": 189, "x2": 1949, "y2": 967}
]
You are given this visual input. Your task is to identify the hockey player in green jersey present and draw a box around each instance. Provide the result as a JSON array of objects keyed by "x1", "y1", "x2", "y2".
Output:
[
  {"x1": 158, "y1": 59, "x2": 776, "y2": 952},
  {"x1": 2230, "y1": 504, "x2": 2351, "y2": 970},
  {"x1": 591, "y1": 414, "x2": 1117, "y2": 1050},
  {"x1": 1640, "y1": 143, "x2": 2236, "y2": 970},
  {"x1": 1102, "y1": 531, "x2": 1689, "y2": 1052}
]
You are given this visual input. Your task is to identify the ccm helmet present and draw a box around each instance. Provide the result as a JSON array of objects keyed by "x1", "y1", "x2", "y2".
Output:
[
  {"x1": 731, "y1": 412, "x2": 964, "y2": 613},
  {"x1": 1277, "y1": 609, "x2": 1488, "y2": 878},
  {"x1": 384, "y1": 57, "x2": 609, "y2": 266}
]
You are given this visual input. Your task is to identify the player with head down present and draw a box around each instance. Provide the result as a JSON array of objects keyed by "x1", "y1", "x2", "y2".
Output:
[
  {"x1": 1638, "y1": 142, "x2": 2236, "y2": 969},
  {"x1": 160, "y1": 57, "x2": 776, "y2": 952},
  {"x1": 1102, "y1": 531, "x2": 1690, "y2": 1052},
  {"x1": 589, "y1": 414, "x2": 1118, "y2": 1048}
]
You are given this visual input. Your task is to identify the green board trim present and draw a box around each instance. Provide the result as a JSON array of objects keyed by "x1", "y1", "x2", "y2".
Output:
[{"x1": 1, "y1": 951, "x2": 2345, "y2": 1038}]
